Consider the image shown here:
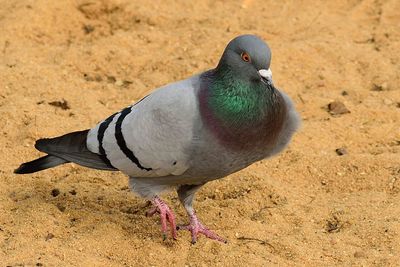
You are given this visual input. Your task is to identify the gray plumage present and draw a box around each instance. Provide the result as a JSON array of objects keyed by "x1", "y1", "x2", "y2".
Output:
[{"x1": 15, "y1": 34, "x2": 300, "y2": 243}]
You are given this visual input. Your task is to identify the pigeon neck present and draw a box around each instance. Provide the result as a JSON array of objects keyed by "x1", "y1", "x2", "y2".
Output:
[
  {"x1": 199, "y1": 68, "x2": 287, "y2": 150},
  {"x1": 212, "y1": 66, "x2": 270, "y2": 118}
]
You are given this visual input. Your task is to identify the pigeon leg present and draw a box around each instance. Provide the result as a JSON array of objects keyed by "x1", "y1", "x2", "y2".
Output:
[
  {"x1": 146, "y1": 196, "x2": 177, "y2": 240},
  {"x1": 177, "y1": 184, "x2": 227, "y2": 244}
]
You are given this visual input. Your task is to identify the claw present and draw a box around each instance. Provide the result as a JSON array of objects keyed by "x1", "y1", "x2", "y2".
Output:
[{"x1": 146, "y1": 196, "x2": 178, "y2": 240}]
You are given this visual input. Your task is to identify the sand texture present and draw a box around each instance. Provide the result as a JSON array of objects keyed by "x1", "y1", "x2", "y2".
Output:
[{"x1": 1, "y1": 0, "x2": 400, "y2": 266}]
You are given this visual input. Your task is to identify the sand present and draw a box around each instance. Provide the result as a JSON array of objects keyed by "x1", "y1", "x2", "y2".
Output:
[{"x1": 1, "y1": 0, "x2": 399, "y2": 266}]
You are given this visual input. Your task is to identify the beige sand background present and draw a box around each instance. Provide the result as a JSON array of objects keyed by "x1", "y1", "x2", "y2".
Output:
[{"x1": 1, "y1": 0, "x2": 399, "y2": 266}]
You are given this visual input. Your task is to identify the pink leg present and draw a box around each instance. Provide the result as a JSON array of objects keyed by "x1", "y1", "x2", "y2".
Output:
[
  {"x1": 146, "y1": 196, "x2": 177, "y2": 240},
  {"x1": 177, "y1": 211, "x2": 227, "y2": 244}
]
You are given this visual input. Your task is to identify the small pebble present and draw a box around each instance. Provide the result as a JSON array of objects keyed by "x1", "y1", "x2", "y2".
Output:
[
  {"x1": 371, "y1": 82, "x2": 388, "y2": 91},
  {"x1": 83, "y1": 24, "x2": 94, "y2": 34},
  {"x1": 48, "y1": 99, "x2": 70, "y2": 110},
  {"x1": 335, "y1": 148, "x2": 347, "y2": 156},
  {"x1": 45, "y1": 233, "x2": 55, "y2": 241},
  {"x1": 327, "y1": 101, "x2": 350, "y2": 116},
  {"x1": 56, "y1": 203, "x2": 66, "y2": 212},
  {"x1": 51, "y1": 188, "x2": 60, "y2": 197},
  {"x1": 69, "y1": 189, "x2": 77, "y2": 195},
  {"x1": 326, "y1": 220, "x2": 340, "y2": 233}
]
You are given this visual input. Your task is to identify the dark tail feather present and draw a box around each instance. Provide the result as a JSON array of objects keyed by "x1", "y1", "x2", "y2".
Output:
[
  {"x1": 34, "y1": 129, "x2": 117, "y2": 171},
  {"x1": 15, "y1": 129, "x2": 117, "y2": 174},
  {"x1": 14, "y1": 155, "x2": 68, "y2": 174}
]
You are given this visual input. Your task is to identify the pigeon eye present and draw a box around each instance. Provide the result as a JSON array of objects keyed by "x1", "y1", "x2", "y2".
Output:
[{"x1": 241, "y1": 52, "x2": 251, "y2": 62}]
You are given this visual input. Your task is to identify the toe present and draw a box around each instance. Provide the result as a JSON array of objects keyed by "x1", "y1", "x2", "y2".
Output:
[
  {"x1": 159, "y1": 211, "x2": 168, "y2": 237},
  {"x1": 190, "y1": 230, "x2": 198, "y2": 244},
  {"x1": 198, "y1": 227, "x2": 227, "y2": 243},
  {"x1": 149, "y1": 197, "x2": 179, "y2": 241},
  {"x1": 178, "y1": 217, "x2": 227, "y2": 244},
  {"x1": 166, "y1": 212, "x2": 177, "y2": 239},
  {"x1": 146, "y1": 206, "x2": 158, "y2": 217}
]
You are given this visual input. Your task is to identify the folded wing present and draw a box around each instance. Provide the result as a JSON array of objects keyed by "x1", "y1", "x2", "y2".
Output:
[{"x1": 86, "y1": 76, "x2": 200, "y2": 178}]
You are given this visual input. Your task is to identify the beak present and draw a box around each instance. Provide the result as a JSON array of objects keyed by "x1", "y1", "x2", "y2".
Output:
[{"x1": 258, "y1": 69, "x2": 273, "y2": 84}]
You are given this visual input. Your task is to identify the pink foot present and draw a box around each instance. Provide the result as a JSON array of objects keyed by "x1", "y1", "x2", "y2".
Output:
[
  {"x1": 177, "y1": 212, "x2": 227, "y2": 244},
  {"x1": 146, "y1": 196, "x2": 177, "y2": 240}
]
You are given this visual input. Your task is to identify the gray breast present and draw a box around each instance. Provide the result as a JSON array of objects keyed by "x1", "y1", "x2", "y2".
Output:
[{"x1": 183, "y1": 89, "x2": 300, "y2": 184}]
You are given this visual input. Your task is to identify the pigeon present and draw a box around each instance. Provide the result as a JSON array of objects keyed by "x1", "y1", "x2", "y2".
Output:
[{"x1": 15, "y1": 34, "x2": 300, "y2": 244}]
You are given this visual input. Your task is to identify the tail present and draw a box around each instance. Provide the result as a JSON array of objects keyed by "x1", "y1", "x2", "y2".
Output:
[
  {"x1": 14, "y1": 155, "x2": 68, "y2": 174},
  {"x1": 15, "y1": 130, "x2": 117, "y2": 174}
]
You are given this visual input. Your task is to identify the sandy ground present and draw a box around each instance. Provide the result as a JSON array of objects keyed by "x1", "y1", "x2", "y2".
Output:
[{"x1": 1, "y1": 0, "x2": 399, "y2": 266}]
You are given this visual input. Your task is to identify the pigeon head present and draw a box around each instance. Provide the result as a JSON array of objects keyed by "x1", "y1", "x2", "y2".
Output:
[
  {"x1": 199, "y1": 35, "x2": 285, "y2": 150},
  {"x1": 216, "y1": 34, "x2": 272, "y2": 84}
]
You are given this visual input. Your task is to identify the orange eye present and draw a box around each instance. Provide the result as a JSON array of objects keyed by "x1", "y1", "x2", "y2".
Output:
[{"x1": 241, "y1": 52, "x2": 251, "y2": 62}]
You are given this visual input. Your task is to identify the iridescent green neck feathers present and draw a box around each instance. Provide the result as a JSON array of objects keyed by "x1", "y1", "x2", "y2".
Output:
[
  {"x1": 207, "y1": 67, "x2": 270, "y2": 125},
  {"x1": 199, "y1": 68, "x2": 286, "y2": 150}
]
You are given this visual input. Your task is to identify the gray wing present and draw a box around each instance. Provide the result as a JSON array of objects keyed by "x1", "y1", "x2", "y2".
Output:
[{"x1": 86, "y1": 75, "x2": 200, "y2": 178}]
